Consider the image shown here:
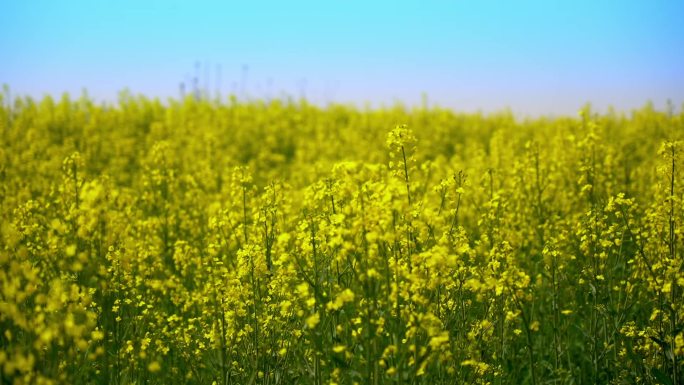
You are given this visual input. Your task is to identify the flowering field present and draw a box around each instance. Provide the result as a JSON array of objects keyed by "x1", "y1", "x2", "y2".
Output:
[{"x1": 0, "y1": 93, "x2": 683, "y2": 385}]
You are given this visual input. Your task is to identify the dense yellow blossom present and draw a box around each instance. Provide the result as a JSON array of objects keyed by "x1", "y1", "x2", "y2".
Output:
[{"x1": 0, "y1": 92, "x2": 683, "y2": 384}]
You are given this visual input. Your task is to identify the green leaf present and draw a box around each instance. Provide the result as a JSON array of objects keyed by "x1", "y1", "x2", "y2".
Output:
[{"x1": 651, "y1": 367, "x2": 674, "y2": 385}]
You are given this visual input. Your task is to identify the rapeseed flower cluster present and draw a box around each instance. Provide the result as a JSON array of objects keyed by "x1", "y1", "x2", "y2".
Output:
[{"x1": 0, "y1": 91, "x2": 683, "y2": 384}]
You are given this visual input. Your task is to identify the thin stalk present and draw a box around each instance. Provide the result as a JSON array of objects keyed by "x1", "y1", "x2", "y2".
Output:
[
  {"x1": 400, "y1": 144, "x2": 411, "y2": 206},
  {"x1": 668, "y1": 144, "x2": 679, "y2": 385}
]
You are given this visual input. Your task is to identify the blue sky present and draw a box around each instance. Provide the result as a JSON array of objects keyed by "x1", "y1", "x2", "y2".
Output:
[{"x1": 1, "y1": 0, "x2": 683, "y2": 115}]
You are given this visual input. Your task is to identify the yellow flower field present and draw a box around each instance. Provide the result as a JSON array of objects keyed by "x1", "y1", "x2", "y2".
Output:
[{"x1": 0, "y1": 92, "x2": 683, "y2": 384}]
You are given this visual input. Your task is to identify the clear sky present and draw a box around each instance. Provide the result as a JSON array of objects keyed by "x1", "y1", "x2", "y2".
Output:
[{"x1": 1, "y1": 0, "x2": 683, "y2": 115}]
